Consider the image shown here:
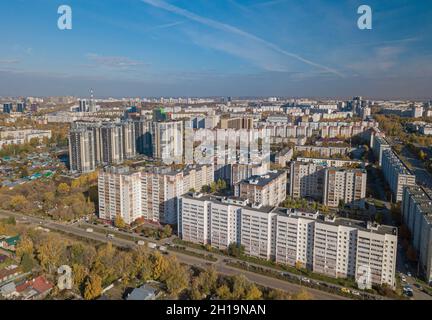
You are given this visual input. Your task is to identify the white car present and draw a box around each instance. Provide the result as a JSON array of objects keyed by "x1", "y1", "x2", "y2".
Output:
[
  {"x1": 301, "y1": 277, "x2": 311, "y2": 283},
  {"x1": 407, "y1": 272, "x2": 412, "y2": 277},
  {"x1": 401, "y1": 276, "x2": 407, "y2": 282}
]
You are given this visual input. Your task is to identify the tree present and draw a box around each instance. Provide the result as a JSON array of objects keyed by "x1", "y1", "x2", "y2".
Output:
[
  {"x1": 16, "y1": 236, "x2": 34, "y2": 259},
  {"x1": 83, "y1": 274, "x2": 103, "y2": 300},
  {"x1": 161, "y1": 225, "x2": 172, "y2": 238},
  {"x1": 114, "y1": 215, "x2": 126, "y2": 229},
  {"x1": 227, "y1": 243, "x2": 245, "y2": 258},
  {"x1": 9, "y1": 195, "x2": 28, "y2": 211},
  {"x1": 216, "y1": 284, "x2": 232, "y2": 300},
  {"x1": 21, "y1": 253, "x2": 36, "y2": 272},
  {"x1": 190, "y1": 268, "x2": 218, "y2": 299},
  {"x1": 295, "y1": 261, "x2": 303, "y2": 270},
  {"x1": 57, "y1": 183, "x2": 70, "y2": 195},
  {"x1": 244, "y1": 284, "x2": 262, "y2": 300},
  {"x1": 36, "y1": 235, "x2": 66, "y2": 273},
  {"x1": 72, "y1": 263, "x2": 88, "y2": 291},
  {"x1": 151, "y1": 251, "x2": 169, "y2": 280},
  {"x1": 292, "y1": 289, "x2": 312, "y2": 300},
  {"x1": 267, "y1": 289, "x2": 291, "y2": 300},
  {"x1": 160, "y1": 257, "x2": 190, "y2": 296}
]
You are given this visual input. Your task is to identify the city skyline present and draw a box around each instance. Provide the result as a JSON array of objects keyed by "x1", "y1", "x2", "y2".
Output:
[{"x1": 0, "y1": 0, "x2": 431, "y2": 98}]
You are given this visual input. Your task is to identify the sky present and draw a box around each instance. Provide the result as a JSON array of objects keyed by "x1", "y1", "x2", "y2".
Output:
[{"x1": 0, "y1": 0, "x2": 431, "y2": 99}]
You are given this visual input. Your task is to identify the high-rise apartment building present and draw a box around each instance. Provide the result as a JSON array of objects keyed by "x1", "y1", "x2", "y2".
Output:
[
  {"x1": 98, "y1": 167, "x2": 142, "y2": 225},
  {"x1": 323, "y1": 168, "x2": 367, "y2": 208},
  {"x1": 68, "y1": 121, "x2": 138, "y2": 173},
  {"x1": 152, "y1": 121, "x2": 184, "y2": 165},
  {"x1": 68, "y1": 127, "x2": 96, "y2": 173},
  {"x1": 140, "y1": 164, "x2": 214, "y2": 224},
  {"x1": 289, "y1": 161, "x2": 325, "y2": 201}
]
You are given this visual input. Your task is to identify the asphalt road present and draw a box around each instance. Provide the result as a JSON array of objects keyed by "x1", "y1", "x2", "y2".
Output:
[{"x1": 1, "y1": 210, "x2": 347, "y2": 300}]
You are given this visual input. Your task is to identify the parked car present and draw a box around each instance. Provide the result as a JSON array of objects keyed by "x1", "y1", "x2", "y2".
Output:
[
  {"x1": 107, "y1": 234, "x2": 115, "y2": 239},
  {"x1": 401, "y1": 276, "x2": 407, "y2": 282},
  {"x1": 86, "y1": 228, "x2": 94, "y2": 233},
  {"x1": 137, "y1": 240, "x2": 145, "y2": 246},
  {"x1": 407, "y1": 272, "x2": 412, "y2": 277},
  {"x1": 351, "y1": 290, "x2": 361, "y2": 296}
]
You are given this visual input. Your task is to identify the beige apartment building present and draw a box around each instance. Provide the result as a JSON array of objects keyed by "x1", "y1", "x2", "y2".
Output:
[
  {"x1": 234, "y1": 170, "x2": 287, "y2": 207},
  {"x1": 323, "y1": 168, "x2": 367, "y2": 208},
  {"x1": 98, "y1": 166, "x2": 142, "y2": 225}
]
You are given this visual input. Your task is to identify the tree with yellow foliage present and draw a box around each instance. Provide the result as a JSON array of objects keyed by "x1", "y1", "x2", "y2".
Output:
[{"x1": 83, "y1": 273, "x2": 102, "y2": 300}]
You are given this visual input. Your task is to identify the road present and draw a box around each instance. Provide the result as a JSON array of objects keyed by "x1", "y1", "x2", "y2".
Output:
[{"x1": 1, "y1": 210, "x2": 346, "y2": 300}]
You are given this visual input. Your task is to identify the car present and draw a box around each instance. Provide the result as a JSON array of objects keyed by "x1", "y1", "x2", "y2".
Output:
[
  {"x1": 401, "y1": 276, "x2": 407, "y2": 282},
  {"x1": 107, "y1": 234, "x2": 115, "y2": 239},
  {"x1": 407, "y1": 272, "x2": 412, "y2": 277},
  {"x1": 85, "y1": 228, "x2": 94, "y2": 233},
  {"x1": 137, "y1": 240, "x2": 145, "y2": 246},
  {"x1": 351, "y1": 290, "x2": 361, "y2": 296},
  {"x1": 301, "y1": 277, "x2": 310, "y2": 283}
]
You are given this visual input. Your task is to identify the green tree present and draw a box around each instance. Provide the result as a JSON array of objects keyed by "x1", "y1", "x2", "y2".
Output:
[
  {"x1": 227, "y1": 243, "x2": 244, "y2": 258},
  {"x1": 161, "y1": 225, "x2": 172, "y2": 238},
  {"x1": 21, "y1": 253, "x2": 36, "y2": 272}
]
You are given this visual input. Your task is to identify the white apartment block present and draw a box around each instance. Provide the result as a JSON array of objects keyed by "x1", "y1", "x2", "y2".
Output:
[
  {"x1": 402, "y1": 186, "x2": 432, "y2": 283},
  {"x1": 178, "y1": 194, "x2": 398, "y2": 288},
  {"x1": 381, "y1": 149, "x2": 416, "y2": 202},
  {"x1": 152, "y1": 121, "x2": 184, "y2": 165},
  {"x1": 234, "y1": 170, "x2": 287, "y2": 207},
  {"x1": 323, "y1": 168, "x2": 367, "y2": 208},
  {"x1": 98, "y1": 167, "x2": 142, "y2": 225}
]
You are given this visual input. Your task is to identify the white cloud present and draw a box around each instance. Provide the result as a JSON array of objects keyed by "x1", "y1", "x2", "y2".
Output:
[{"x1": 141, "y1": 0, "x2": 343, "y2": 77}]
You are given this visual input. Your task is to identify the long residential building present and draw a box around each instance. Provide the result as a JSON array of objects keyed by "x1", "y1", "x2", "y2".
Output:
[
  {"x1": 381, "y1": 149, "x2": 416, "y2": 202},
  {"x1": 178, "y1": 193, "x2": 398, "y2": 288},
  {"x1": 402, "y1": 186, "x2": 432, "y2": 283},
  {"x1": 98, "y1": 164, "x2": 214, "y2": 225},
  {"x1": 234, "y1": 170, "x2": 287, "y2": 207},
  {"x1": 371, "y1": 135, "x2": 391, "y2": 166}
]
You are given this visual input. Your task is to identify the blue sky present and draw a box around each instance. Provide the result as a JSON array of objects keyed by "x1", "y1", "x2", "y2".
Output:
[{"x1": 0, "y1": 0, "x2": 431, "y2": 98}]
